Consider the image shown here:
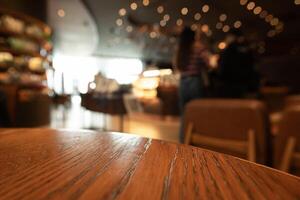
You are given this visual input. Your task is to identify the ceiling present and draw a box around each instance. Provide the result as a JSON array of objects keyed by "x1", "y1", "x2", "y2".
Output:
[{"x1": 51, "y1": 0, "x2": 300, "y2": 62}]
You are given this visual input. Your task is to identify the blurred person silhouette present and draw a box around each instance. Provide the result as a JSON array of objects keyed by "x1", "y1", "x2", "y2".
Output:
[
  {"x1": 175, "y1": 27, "x2": 210, "y2": 142},
  {"x1": 218, "y1": 29, "x2": 259, "y2": 98}
]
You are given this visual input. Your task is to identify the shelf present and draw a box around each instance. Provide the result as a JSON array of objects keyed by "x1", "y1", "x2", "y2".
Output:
[
  {"x1": 0, "y1": 28, "x2": 49, "y2": 45},
  {"x1": 0, "y1": 47, "x2": 46, "y2": 58}
]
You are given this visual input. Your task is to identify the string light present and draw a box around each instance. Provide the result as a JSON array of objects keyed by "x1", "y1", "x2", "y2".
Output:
[
  {"x1": 218, "y1": 42, "x2": 227, "y2": 50},
  {"x1": 57, "y1": 9, "x2": 66, "y2": 18},
  {"x1": 194, "y1": 13, "x2": 201, "y2": 21},
  {"x1": 181, "y1": 7, "x2": 189, "y2": 15},
  {"x1": 191, "y1": 24, "x2": 198, "y2": 31},
  {"x1": 201, "y1": 24, "x2": 209, "y2": 33},
  {"x1": 163, "y1": 14, "x2": 170, "y2": 21},
  {"x1": 222, "y1": 25, "x2": 230, "y2": 32},
  {"x1": 267, "y1": 30, "x2": 276, "y2": 37},
  {"x1": 116, "y1": 18, "x2": 123, "y2": 26},
  {"x1": 202, "y1": 5, "x2": 210, "y2": 13},
  {"x1": 270, "y1": 18, "x2": 279, "y2": 26},
  {"x1": 176, "y1": 19, "x2": 183, "y2": 26},
  {"x1": 247, "y1": 2, "x2": 256, "y2": 10},
  {"x1": 119, "y1": 8, "x2": 127, "y2": 16},
  {"x1": 253, "y1": 6, "x2": 262, "y2": 15},
  {"x1": 126, "y1": 26, "x2": 133, "y2": 32},
  {"x1": 130, "y1": 3, "x2": 138, "y2": 10},
  {"x1": 216, "y1": 22, "x2": 223, "y2": 29},
  {"x1": 259, "y1": 10, "x2": 268, "y2": 18},
  {"x1": 149, "y1": 31, "x2": 158, "y2": 38},
  {"x1": 160, "y1": 20, "x2": 167, "y2": 27},
  {"x1": 157, "y1": 6, "x2": 164, "y2": 14},
  {"x1": 143, "y1": 0, "x2": 150, "y2": 6},
  {"x1": 240, "y1": 0, "x2": 248, "y2": 6},
  {"x1": 265, "y1": 14, "x2": 273, "y2": 23},
  {"x1": 234, "y1": 21, "x2": 242, "y2": 29},
  {"x1": 219, "y1": 14, "x2": 227, "y2": 22}
]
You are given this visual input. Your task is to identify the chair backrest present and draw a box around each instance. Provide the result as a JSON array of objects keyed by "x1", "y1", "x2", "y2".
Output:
[
  {"x1": 184, "y1": 99, "x2": 269, "y2": 164},
  {"x1": 274, "y1": 107, "x2": 300, "y2": 175}
]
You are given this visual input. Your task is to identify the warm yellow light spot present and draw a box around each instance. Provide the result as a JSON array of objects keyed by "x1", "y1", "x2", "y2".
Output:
[
  {"x1": 240, "y1": 0, "x2": 248, "y2": 6},
  {"x1": 194, "y1": 13, "x2": 201, "y2": 21},
  {"x1": 216, "y1": 22, "x2": 223, "y2": 29},
  {"x1": 234, "y1": 21, "x2": 242, "y2": 29},
  {"x1": 119, "y1": 8, "x2": 127, "y2": 16},
  {"x1": 270, "y1": 18, "x2": 279, "y2": 26},
  {"x1": 143, "y1": 0, "x2": 150, "y2": 6},
  {"x1": 191, "y1": 24, "x2": 198, "y2": 31},
  {"x1": 222, "y1": 25, "x2": 230, "y2": 32},
  {"x1": 116, "y1": 18, "x2": 123, "y2": 26},
  {"x1": 57, "y1": 9, "x2": 66, "y2": 18},
  {"x1": 160, "y1": 20, "x2": 167, "y2": 27},
  {"x1": 202, "y1": 5, "x2": 210, "y2": 13},
  {"x1": 247, "y1": 2, "x2": 255, "y2": 10},
  {"x1": 265, "y1": 14, "x2": 274, "y2": 23},
  {"x1": 219, "y1": 14, "x2": 227, "y2": 22},
  {"x1": 259, "y1": 10, "x2": 268, "y2": 19},
  {"x1": 253, "y1": 6, "x2": 262, "y2": 15},
  {"x1": 201, "y1": 24, "x2": 209, "y2": 33},
  {"x1": 149, "y1": 31, "x2": 157, "y2": 38},
  {"x1": 130, "y1": 3, "x2": 138, "y2": 10},
  {"x1": 126, "y1": 26, "x2": 133, "y2": 32},
  {"x1": 176, "y1": 19, "x2": 183, "y2": 26},
  {"x1": 157, "y1": 5, "x2": 164, "y2": 14},
  {"x1": 295, "y1": 0, "x2": 300, "y2": 5},
  {"x1": 163, "y1": 14, "x2": 170, "y2": 21},
  {"x1": 267, "y1": 30, "x2": 276, "y2": 37},
  {"x1": 218, "y1": 42, "x2": 227, "y2": 50},
  {"x1": 181, "y1": 7, "x2": 188, "y2": 15}
]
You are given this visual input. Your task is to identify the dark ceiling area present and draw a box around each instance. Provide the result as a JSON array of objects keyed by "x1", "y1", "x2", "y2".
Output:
[{"x1": 83, "y1": 0, "x2": 300, "y2": 61}]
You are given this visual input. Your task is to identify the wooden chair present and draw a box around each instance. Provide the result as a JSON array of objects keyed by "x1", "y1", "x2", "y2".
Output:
[
  {"x1": 275, "y1": 107, "x2": 300, "y2": 175},
  {"x1": 184, "y1": 99, "x2": 269, "y2": 164}
]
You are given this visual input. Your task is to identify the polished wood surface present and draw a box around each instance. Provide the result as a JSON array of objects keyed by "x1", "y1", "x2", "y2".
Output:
[{"x1": 0, "y1": 129, "x2": 300, "y2": 200}]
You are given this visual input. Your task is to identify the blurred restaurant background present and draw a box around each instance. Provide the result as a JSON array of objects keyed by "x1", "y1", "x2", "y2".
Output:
[{"x1": 0, "y1": 0, "x2": 300, "y2": 175}]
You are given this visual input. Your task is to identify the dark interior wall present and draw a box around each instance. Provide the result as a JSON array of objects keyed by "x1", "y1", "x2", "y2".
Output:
[
  {"x1": 259, "y1": 55, "x2": 300, "y2": 93},
  {"x1": 0, "y1": 0, "x2": 47, "y2": 22}
]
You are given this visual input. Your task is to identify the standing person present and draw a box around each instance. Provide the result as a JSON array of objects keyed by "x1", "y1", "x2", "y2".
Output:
[
  {"x1": 218, "y1": 30, "x2": 259, "y2": 98},
  {"x1": 175, "y1": 27, "x2": 209, "y2": 142}
]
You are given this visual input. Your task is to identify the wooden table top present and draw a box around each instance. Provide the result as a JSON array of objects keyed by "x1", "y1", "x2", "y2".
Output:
[{"x1": 0, "y1": 129, "x2": 300, "y2": 200}]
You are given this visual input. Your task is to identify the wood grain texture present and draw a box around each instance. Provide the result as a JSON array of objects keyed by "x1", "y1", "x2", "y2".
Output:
[{"x1": 0, "y1": 129, "x2": 300, "y2": 200}]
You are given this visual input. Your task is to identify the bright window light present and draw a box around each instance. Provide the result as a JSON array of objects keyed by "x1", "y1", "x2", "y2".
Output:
[
  {"x1": 104, "y1": 58, "x2": 143, "y2": 84},
  {"x1": 52, "y1": 54, "x2": 143, "y2": 94}
]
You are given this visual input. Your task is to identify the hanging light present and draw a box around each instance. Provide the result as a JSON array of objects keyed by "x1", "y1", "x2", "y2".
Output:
[
  {"x1": 216, "y1": 22, "x2": 223, "y2": 29},
  {"x1": 143, "y1": 0, "x2": 150, "y2": 6},
  {"x1": 202, "y1": 5, "x2": 210, "y2": 13},
  {"x1": 194, "y1": 13, "x2": 201, "y2": 21},
  {"x1": 234, "y1": 21, "x2": 242, "y2": 29},
  {"x1": 247, "y1": 2, "x2": 256, "y2": 10},
  {"x1": 222, "y1": 25, "x2": 230, "y2": 32},
  {"x1": 57, "y1": 9, "x2": 66, "y2": 18},
  {"x1": 130, "y1": 2, "x2": 138, "y2": 10},
  {"x1": 118, "y1": 8, "x2": 127, "y2": 16},
  {"x1": 219, "y1": 14, "x2": 227, "y2": 22},
  {"x1": 116, "y1": 18, "x2": 123, "y2": 26},
  {"x1": 157, "y1": 5, "x2": 164, "y2": 14},
  {"x1": 163, "y1": 14, "x2": 170, "y2": 21},
  {"x1": 253, "y1": 6, "x2": 262, "y2": 15},
  {"x1": 240, "y1": 0, "x2": 248, "y2": 6},
  {"x1": 259, "y1": 10, "x2": 268, "y2": 19},
  {"x1": 181, "y1": 7, "x2": 189, "y2": 15},
  {"x1": 176, "y1": 19, "x2": 183, "y2": 26}
]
